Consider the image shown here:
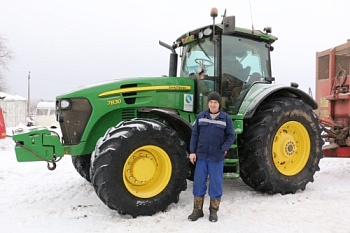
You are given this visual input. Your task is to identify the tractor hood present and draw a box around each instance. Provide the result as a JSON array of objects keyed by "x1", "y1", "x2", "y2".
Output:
[{"x1": 56, "y1": 76, "x2": 182, "y2": 99}]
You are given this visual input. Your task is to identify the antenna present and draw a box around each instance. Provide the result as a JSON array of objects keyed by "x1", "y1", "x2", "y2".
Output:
[
  {"x1": 27, "y1": 71, "x2": 31, "y2": 116},
  {"x1": 249, "y1": 0, "x2": 254, "y2": 31},
  {"x1": 221, "y1": 9, "x2": 227, "y2": 24}
]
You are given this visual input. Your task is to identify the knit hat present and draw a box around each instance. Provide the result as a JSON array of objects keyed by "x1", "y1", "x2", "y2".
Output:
[{"x1": 207, "y1": 91, "x2": 221, "y2": 104}]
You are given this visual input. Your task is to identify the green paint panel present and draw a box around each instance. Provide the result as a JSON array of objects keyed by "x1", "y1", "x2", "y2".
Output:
[{"x1": 13, "y1": 127, "x2": 64, "y2": 162}]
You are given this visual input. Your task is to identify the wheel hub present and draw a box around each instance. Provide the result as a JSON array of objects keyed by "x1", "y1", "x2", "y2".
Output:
[
  {"x1": 285, "y1": 141, "x2": 296, "y2": 156},
  {"x1": 124, "y1": 151, "x2": 157, "y2": 185}
]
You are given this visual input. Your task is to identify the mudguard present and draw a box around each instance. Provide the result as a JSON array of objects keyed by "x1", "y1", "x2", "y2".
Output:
[
  {"x1": 239, "y1": 83, "x2": 317, "y2": 119},
  {"x1": 150, "y1": 109, "x2": 193, "y2": 147}
]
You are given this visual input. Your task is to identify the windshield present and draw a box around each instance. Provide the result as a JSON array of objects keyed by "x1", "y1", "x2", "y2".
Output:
[
  {"x1": 180, "y1": 38, "x2": 217, "y2": 112},
  {"x1": 180, "y1": 38, "x2": 215, "y2": 77}
]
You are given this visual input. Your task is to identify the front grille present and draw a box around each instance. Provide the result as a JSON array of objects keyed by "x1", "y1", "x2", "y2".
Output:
[
  {"x1": 121, "y1": 109, "x2": 136, "y2": 120},
  {"x1": 58, "y1": 98, "x2": 92, "y2": 145}
]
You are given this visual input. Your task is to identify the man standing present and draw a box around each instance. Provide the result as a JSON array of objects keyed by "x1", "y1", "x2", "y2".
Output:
[{"x1": 188, "y1": 91, "x2": 235, "y2": 222}]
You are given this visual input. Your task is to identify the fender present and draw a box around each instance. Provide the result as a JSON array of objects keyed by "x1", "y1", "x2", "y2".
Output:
[
  {"x1": 239, "y1": 83, "x2": 318, "y2": 119},
  {"x1": 150, "y1": 109, "x2": 192, "y2": 148},
  {"x1": 150, "y1": 109, "x2": 195, "y2": 180}
]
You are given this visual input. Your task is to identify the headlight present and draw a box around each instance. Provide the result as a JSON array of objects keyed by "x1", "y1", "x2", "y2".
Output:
[{"x1": 60, "y1": 99, "x2": 71, "y2": 110}]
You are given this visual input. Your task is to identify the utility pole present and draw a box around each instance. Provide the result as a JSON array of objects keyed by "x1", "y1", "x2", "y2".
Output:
[{"x1": 27, "y1": 71, "x2": 30, "y2": 116}]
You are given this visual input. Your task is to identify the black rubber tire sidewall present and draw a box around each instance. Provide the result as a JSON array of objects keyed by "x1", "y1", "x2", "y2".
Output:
[
  {"x1": 90, "y1": 119, "x2": 188, "y2": 217},
  {"x1": 71, "y1": 154, "x2": 91, "y2": 182},
  {"x1": 239, "y1": 97, "x2": 323, "y2": 194}
]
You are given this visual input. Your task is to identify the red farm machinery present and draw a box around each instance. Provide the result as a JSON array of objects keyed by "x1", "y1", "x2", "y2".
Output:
[
  {"x1": 0, "y1": 107, "x2": 6, "y2": 139},
  {"x1": 316, "y1": 40, "x2": 350, "y2": 157}
]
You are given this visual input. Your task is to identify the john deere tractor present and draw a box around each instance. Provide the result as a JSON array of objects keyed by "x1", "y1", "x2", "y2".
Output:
[{"x1": 12, "y1": 8, "x2": 323, "y2": 217}]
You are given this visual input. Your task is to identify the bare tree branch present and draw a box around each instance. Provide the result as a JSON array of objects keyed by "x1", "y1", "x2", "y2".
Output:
[{"x1": 0, "y1": 35, "x2": 13, "y2": 92}]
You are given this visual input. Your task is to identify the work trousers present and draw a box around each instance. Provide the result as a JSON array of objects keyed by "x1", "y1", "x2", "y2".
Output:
[{"x1": 192, "y1": 159, "x2": 224, "y2": 199}]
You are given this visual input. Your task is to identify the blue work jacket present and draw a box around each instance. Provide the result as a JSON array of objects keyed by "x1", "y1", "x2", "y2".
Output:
[{"x1": 189, "y1": 110, "x2": 236, "y2": 161}]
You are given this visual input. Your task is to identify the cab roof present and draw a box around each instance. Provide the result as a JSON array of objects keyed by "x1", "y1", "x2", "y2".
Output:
[{"x1": 176, "y1": 23, "x2": 278, "y2": 46}]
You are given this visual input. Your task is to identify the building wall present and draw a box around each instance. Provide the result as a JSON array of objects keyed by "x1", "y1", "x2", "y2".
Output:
[{"x1": 0, "y1": 100, "x2": 27, "y2": 127}]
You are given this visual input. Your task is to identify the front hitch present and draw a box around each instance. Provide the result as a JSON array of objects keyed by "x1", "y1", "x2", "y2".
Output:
[{"x1": 12, "y1": 127, "x2": 64, "y2": 170}]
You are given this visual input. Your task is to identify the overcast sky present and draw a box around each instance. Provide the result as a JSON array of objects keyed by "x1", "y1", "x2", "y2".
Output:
[{"x1": 1, "y1": 0, "x2": 350, "y2": 101}]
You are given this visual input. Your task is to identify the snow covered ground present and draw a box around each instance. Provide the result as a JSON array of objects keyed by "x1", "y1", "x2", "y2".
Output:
[{"x1": 1, "y1": 128, "x2": 350, "y2": 233}]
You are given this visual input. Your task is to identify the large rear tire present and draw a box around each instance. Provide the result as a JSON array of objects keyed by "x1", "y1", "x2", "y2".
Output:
[
  {"x1": 239, "y1": 97, "x2": 323, "y2": 194},
  {"x1": 90, "y1": 119, "x2": 188, "y2": 217}
]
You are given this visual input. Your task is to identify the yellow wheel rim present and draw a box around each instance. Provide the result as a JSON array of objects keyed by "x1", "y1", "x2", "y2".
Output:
[
  {"x1": 123, "y1": 145, "x2": 172, "y2": 198},
  {"x1": 272, "y1": 121, "x2": 310, "y2": 176}
]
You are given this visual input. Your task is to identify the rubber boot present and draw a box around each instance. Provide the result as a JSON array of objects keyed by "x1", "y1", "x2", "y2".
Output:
[
  {"x1": 188, "y1": 196, "x2": 204, "y2": 221},
  {"x1": 209, "y1": 198, "x2": 221, "y2": 222}
]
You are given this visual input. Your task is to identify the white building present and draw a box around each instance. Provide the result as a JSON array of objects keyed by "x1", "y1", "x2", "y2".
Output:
[{"x1": 0, "y1": 92, "x2": 27, "y2": 127}]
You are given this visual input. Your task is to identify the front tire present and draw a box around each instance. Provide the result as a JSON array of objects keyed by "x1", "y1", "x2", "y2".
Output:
[
  {"x1": 90, "y1": 119, "x2": 188, "y2": 217},
  {"x1": 71, "y1": 154, "x2": 91, "y2": 182},
  {"x1": 239, "y1": 97, "x2": 323, "y2": 194}
]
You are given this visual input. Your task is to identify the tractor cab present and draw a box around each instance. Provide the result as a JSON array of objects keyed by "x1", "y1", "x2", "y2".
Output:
[
  {"x1": 180, "y1": 34, "x2": 273, "y2": 113},
  {"x1": 166, "y1": 8, "x2": 277, "y2": 114}
]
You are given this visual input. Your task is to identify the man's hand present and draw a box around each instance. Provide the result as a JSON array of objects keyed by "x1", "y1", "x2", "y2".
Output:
[{"x1": 189, "y1": 153, "x2": 196, "y2": 164}]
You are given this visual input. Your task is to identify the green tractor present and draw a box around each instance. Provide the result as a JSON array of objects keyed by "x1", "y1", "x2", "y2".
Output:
[{"x1": 12, "y1": 8, "x2": 323, "y2": 217}]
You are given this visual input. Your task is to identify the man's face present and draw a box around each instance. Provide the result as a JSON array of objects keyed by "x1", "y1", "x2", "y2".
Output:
[{"x1": 208, "y1": 100, "x2": 220, "y2": 113}]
